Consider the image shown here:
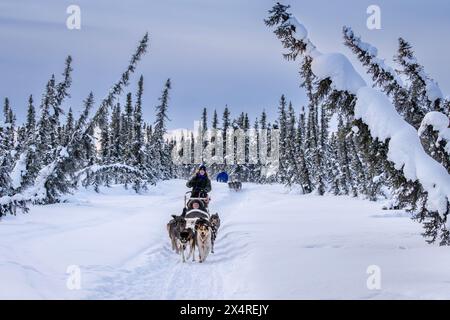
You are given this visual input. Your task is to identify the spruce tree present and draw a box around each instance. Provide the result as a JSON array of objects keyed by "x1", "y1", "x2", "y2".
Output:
[
  {"x1": 277, "y1": 95, "x2": 288, "y2": 183},
  {"x1": 222, "y1": 106, "x2": 231, "y2": 166},
  {"x1": 260, "y1": 110, "x2": 267, "y2": 129},
  {"x1": 343, "y1": 27, "x2": 407, "y2": 104},
  {"x1": 133, "y1": 76, "x2": 145, "y2": 168},
  {"x1": 99, "y1": 108, "x2": 110, "y2": 164},
  {"x1": 201, "y1": 107, "x2": 208, "y2": 132},
  {"x1": 3, "y1": 98, "x2": 15, "y2": 152},
  {"x1": 151, "y1": 79, "x2": 172, "y2": 180},
  {"x1": 328, "y1": 133, "x2": 341, "y2": 195},
  {"x1": 212, "y1": 109, "x2": 219, "y2": 129},
  {"x1": 124, "y1": 92, "x2": 134, "y2": 164},
  {"x1": 63, "y1": 108, "x2": 74, "y2": 146},
  {"x1": 348, "y1": 130, "x2": 367, "y2": 196},
  {"x1": 266, "y1": 4, "x2": 450, "y2": 244},
  {"x1": 25, "y1": 95, "x2": 36, "y2": 139},
  {"x1": 296, "y1": 107, "x2": 312, "y2": 193},
  {"x1": 336, "y1": 115, "x2": 351, "y2": 195},
  {"x1": 37, "y1": 76, "x2": 56, "y2": 165},
  {"x1": 110, "y1": 103, "x2": 122, "y2": 164},
  {"x1": 394, "y1": 38, "x2": 437, "y2": 128},
  {"x1": 284, "y1": 102, "x2": 299, "y2": 186}
]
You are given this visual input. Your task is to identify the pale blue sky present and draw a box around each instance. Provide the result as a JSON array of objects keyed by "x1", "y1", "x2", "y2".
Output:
[{"x1": 0, "y1": 0, "x2": 449, "y2": 128}]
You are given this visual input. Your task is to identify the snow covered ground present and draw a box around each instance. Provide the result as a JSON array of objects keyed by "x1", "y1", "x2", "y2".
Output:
[{"x1": 1, "y1": 179, "x2": 450, "y2": 300}]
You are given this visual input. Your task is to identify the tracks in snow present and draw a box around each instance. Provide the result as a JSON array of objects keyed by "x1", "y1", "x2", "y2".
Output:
[{"x1": 86, "y1": 186, "x2": 250, "y2": 299}]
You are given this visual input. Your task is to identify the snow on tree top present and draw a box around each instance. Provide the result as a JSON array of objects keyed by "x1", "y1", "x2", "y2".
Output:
[
  {"x1": 419, "y1": 111, "x2": 450, "y2": 154},
  {"x1": 311, "y1": 53, "x2": 366, "y2": 94},
  {"x1": 418, "y1": 112, "x2": 450, "y2": 136},
  {"x1": 280, "y1": 14, "x2": 321, "y2": 58},
  {"x1": 343, "y1": 27, "x2": 378, "y2": 57},
  {"x1": 343, "y1": 26, "x2": 403, "y2": 86},
  {"x1": 283, "y1": 17, "x2": 308, "y2": 41}
]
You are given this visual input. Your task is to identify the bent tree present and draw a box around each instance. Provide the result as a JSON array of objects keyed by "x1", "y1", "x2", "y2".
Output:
[
  {"x1": 0, "y1": 33, "x2": 149, "y2": 217},
  {"x1": 265, "y1": 3, "x2": 450, "y2": 245}
]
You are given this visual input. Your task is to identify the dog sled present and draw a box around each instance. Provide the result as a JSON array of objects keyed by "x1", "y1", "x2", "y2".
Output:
[
  {"x1": 184, "y1": 191, "x2": 210, "y2": 214},
  {"x1": 183, "y1": 190, "x2": 210, "y2": 226},
  {"x1": 167, "y1": 188, "x2": 221, "y2": 263}
]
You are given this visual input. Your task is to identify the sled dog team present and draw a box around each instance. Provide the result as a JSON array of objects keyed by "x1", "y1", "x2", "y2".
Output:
[
  {"x1": 167, "y1": 212, "x2": 221, "y2": 263},
  {"x1": 166, "y1": 165, "x2": 221, "y2": 263}
]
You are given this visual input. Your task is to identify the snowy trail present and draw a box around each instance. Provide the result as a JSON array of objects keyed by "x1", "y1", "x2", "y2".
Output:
[
  {"x1": 87, "y1": 183, "x2": 247, "y2": 300},
  {"x1": 1, "y1": 180, "x2": 450, "y2": 299}
]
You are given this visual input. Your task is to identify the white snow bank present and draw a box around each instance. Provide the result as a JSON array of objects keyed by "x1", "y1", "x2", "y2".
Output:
[
  {"x1": 3, "y1": 180, "x2": 450, "y2": 299},
  {"x1": 355, "y1": 87, "x2": 450, "y2": 215},
  {"x1": 419, "y1": 112, "x2": 450, "y2": 154},
  {"x1": 311, "y1": 53, "x2": 366, "y2": 94}
]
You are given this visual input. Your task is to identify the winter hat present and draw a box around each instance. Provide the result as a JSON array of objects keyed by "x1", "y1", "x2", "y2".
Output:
[{"x1": 199, "y1": 165, "x2": 207, "y2": 171}]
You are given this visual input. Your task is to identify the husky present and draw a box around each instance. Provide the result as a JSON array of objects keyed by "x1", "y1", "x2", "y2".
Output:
[
  {"x1": 177, "y1": 227, "x2": 196, "y2": 263},
  {"x1": 209, "y1": 213, "x2": 221, "y2": 254},
  {"x1": 228, "y1": 181, "x2": 242, "y2": 191},
  {"x1": 195, "y1": 218, "x2": 212, "y2": 263},
  {"x1": 167, "y1": 215, "x2": 186, "y2": 254}
]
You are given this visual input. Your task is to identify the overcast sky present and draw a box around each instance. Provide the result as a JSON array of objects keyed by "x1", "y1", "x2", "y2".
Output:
[{"x1": 0, "y1": 0, "x2": 449, "y2": 129}]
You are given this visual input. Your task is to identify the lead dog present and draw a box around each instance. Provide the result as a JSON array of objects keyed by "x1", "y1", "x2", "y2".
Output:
[
  {"x1": 178, "y1": 227, "x2": 196, "y2": 263},
  {"x1": 209, "y1": 213, "x2": 221, "y2": 254},
  {"x1": 195, "y1": 218, "x2": 212, "y2": 263}
]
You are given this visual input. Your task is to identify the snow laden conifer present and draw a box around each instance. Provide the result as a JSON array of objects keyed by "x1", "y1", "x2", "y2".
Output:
[
  {"x1": 151, "y1": 79, "x2": 173, "y2": 181},
  {"x1": 212, "y1": 109, "x2": 218, "y2": 129},
  {"x1": 418, "y1": 112, "x2": 450, "y2": 174},
  {"x1": 277, "y1": 95, "x2": 288, "y2": 184},
  {"x1": 124, "y1": 92, "x2": 135, "y2": 165},
  {"x1": 344, "y1": 27, "x2": 449, "y2": 178},
  {"x1": 133, "y1": 75, "x2": 146, "y2": 170},
  {"x1": 343, "y1": 27, "x2": 408, "y2": 111},
  {"x1": 222, "y1": 106, "x2": 231, "y2": 166},
  {"x1": 0, "y1": 32, "x2": 149, "y2": 216},
  {"x1": 266, "y1": 5, "x2": 450, "y2": 244},
  {"x1": 296, "y1": 107, "x2": 312, "y2": 193},
  {"x1": 284, "y1": 102, "x2": 299, "y2": 186}
]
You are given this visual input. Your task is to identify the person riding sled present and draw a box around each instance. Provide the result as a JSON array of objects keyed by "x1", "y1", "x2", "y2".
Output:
[
  {"x1": 186, "y1": 165, "x2": 212, "y2": 198},
  {"x1": 182, "y1": 199, "x2": 209, "y2": 219}
]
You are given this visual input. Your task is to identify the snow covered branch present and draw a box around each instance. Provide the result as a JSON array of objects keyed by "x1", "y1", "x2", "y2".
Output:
[
  {"x1": 355, "y1": 88, "x2": 450, "y2": 215},
  {"x1": 419, "y1": 112, "x2": 450, "y2": 154},
  {"x1": 343, "y1": 27, "x2": 404, "y2": 96}
]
